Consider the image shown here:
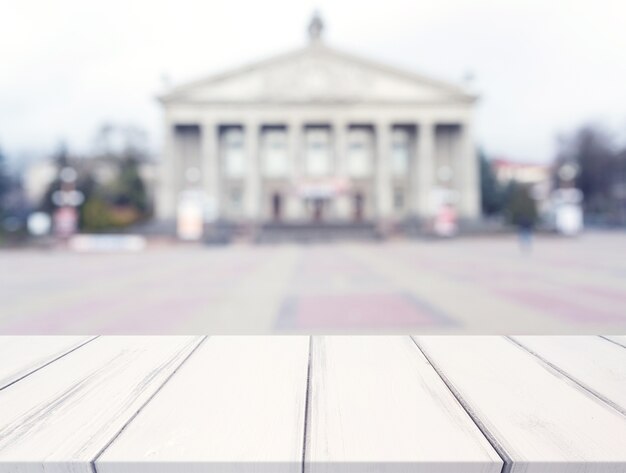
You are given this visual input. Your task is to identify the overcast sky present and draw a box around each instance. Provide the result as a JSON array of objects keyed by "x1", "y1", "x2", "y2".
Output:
[{"x1": 2, "y1": 0, "x2": 626, "y2": 167}]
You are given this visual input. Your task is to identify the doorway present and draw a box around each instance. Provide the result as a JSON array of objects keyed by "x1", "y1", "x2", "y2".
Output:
[
  {"x1": 353, "y1": 192, "x2": 364, "y2": 221},
  {"x1": 272, "y1": 193, "x2": 282, "y2": 221},
  {"x1": 312, "y1": 198, "x2": 325, "y2": 222}
]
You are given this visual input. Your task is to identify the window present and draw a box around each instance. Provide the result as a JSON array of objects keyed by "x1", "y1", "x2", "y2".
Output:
[
  {"x1": 221, "y1": 128, "x2": 245, "y2": 178},
  {"x1": 305, "y1": 128, "x2": 331, "y2": 176},
  {"x1": 229, "y1": 187, "x2": 242, "y2": 211},
  {"x1": 392, "y1": 128, "x2": 411, "y2": 177},
  {"x1": 347, "y1": 128, "x2": 373, "y2": 178},
  {"x1": 175, "y1": 125, "x2": 201, "y2": 172},
  {"x1": 394, "y1": 188, "x2": 405, "y2": 210},
  {"x1": 262, "y1": 129, "x2": 288, "y2": 178}
]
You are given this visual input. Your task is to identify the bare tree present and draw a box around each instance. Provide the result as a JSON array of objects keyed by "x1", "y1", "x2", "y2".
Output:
[{"x1": 553, "y1": 123, "x2": 621, "y2": 223}]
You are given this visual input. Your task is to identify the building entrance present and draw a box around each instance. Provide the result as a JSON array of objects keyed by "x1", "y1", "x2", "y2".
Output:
[
  {"x1": 313, "y1": 198, "x2": 324, "y2": 222},
  {"x1": 353, "y1": 193, "x2": 364, "y2": 221},
  {"x1": 272, "y1": 193, "x2": 282, "y2": 221}
]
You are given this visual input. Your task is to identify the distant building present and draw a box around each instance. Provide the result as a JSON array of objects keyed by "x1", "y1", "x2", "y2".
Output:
[{"x1": 157, "y1": 14, "x2": 480, "y2": 228}]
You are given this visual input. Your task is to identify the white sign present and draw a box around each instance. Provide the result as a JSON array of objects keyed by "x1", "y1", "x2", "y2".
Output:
[
  {"x1": 69, "y1": 234, "x2": 146, "y2": 252},
  {"x1": 428, "y1": 188, "x2": 458, "y2": 216},
  {"x1": 27, "y1": 212, "x2": 52, "y2": 236},
  {"x1": 177, "y1": 191, "x2": 204, "y2": 240},
  {"x1": 555, "y1": 204, "x2": 583, "y2": 236}
]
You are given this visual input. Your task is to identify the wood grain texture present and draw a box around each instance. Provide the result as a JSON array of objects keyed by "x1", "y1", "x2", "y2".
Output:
[
  {"x1": 415, "y1": 336, "x2": 626, "y2": 473},
  {"x1": 305, "y1": 336, "x2": 502, "y2": 473},
  {"x1": 97, "y1": 336, "x2": 310, "y2": 473},
  {"x1": 511, "y1": 336, "x2": 626, "y2": 413},
  {"x1": 0, "y1": 336, "x2": 202, "y2": 473},
  {"x1": 0, "y1": 336, "x2": 93, "y2": 389}
]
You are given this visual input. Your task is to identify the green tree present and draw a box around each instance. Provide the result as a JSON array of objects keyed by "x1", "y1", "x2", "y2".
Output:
[
  {"x1": 0, "y1": 146, "x2": 10, "y2": 217},
  {"x1": 81, "y1": 194, "x2": 113, "y2": 231},
  {"x1": 81, "y1": 124, "x2": 152, "y2": 230},
  {"x1": 479, "y1": 149, "x2": 504, "y2": 216},
  {"x1": 113, "y1": 156, "x2": 149, "y2": 216},
  {"x1": 553, "y1": 124, "x2": 617, "y2": 219},
  {"x1": 505, "y1": 181, "x2": 538, "y2": 227}
]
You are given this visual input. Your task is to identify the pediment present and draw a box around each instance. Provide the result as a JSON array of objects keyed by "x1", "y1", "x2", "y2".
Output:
[{"x1": 162, "y1": 44, "x2": 474, "y2": 105}]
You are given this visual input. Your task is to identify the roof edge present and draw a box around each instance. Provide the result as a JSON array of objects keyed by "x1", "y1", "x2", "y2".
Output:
[{"x1": 158, "y1": 42, "x2": 475, "y2": 103}]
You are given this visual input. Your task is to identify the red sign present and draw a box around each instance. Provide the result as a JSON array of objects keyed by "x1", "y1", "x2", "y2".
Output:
[{"x1": 295, "y1": 178, "x2": 351, "y2": 198}]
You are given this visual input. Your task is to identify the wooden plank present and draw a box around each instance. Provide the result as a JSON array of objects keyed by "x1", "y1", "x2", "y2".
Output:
[
  {"x1": 0, "y1": 336, "x2": 203, "y2": 473},
  {"x1": 305, "y1": 336, "x2": 502, "y2": 473},
  {"x1": 415, "y1": 336, "x2": 626, "y2": 472},
  {"x1": 511, "y1": 336, "x2": 626, "y2": 413},
  {"x1": 97, "y1": 336, "x2": 310, "y2": 473},
  {"x1": 0, "y1": 335, "x2": 93, "y2": 389}
]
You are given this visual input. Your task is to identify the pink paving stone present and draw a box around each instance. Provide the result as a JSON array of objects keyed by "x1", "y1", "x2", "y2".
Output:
[
  {"x1": 287, "y1": 293, "x2": 444, "y2": 329},
  {"x1": 494, "y1": 288, "x2": 626, "y2": 323},
  {"x1": 291, "y1": 252, "x2": 389, "y2": 290},
  {"x1": 3, "y1": 255, "x2": 265, "y2": 334},
  {"x1": 102, "y1": 294, "x2": 222, "y2": 333},
  {"x1": 569, "y1": 284, "x2": 626, "y2": 304}
]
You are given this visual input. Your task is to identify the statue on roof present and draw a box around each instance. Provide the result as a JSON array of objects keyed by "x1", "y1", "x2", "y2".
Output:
[{"x1": 308, "y1": 11, "x2": 324, "y2": 43}]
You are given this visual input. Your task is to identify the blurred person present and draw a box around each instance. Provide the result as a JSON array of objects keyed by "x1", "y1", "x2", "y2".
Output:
[
  {"x1": 517, "y1": 214, "x2": 534, "y2": 252},
  {"x1": 506, "y1": 182, "x2": 538, "y2": 252}
]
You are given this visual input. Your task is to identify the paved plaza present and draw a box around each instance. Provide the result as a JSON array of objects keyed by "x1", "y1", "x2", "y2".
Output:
[{"x1": 1, "y1": 232, "x2": 626, "y2": 334}]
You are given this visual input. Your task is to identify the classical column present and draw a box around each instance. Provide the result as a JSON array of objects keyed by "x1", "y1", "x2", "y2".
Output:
[
  {"x1": 287, "y1": 120, "x2": 303, "y2": 220},
  {"x1": 375, "y1": 121, "x2": 393, "y2": 219},
  {"x1": 156, "y1": 120, "x2": 177, "y2": 220},
  {"x1": 333, "y1": 120, "x2": 350, "y2": 220},
  {"x1": 456, "y1": 122, "x2": 480, "y2": 219},
  {"x1": 287, "y1": 120, "x2": 302, "y2": 180},
  {"x1": 414, "y1": 121, "x2": 435, "y2": 217},
  {"x1": 201, "y1": 120, "x2": 220, "y2": 220},
  {"x1": 333, "y1": 120, "x2": 348, "y2": 177},
  {"x1": 244, "y1": 121, "x2": 260, "y2": 221}
]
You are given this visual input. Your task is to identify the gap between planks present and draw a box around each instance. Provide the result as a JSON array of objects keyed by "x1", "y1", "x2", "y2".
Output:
[
  {"x1": 90, "y1": 336, "x2": 503, "y2": 472},
  {"x1": 301, "y1": 336, "x2": 313, "y2": 473},
  {"x1": 0, "y1": 336, "x2": 99, "y2": 392},
  {"x1": 410, "y1": 336, "x2": 512, "y2": 473},
  {"x1": 599, "y1": 335, "x2": 626, "y2": 349},
  {"x1": 26, "y1": 336, "x2": 618, "y2": 472},
  {"x1": 505, "y1": 336, "x2": 626, "y2": 417},
  {"x1": 90, "y1": 336, "x2": 208, "y2": 473}
]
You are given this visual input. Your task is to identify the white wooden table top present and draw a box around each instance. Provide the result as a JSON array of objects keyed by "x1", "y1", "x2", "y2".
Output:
[{"x1": 0, "y1": 336, "x2": 624, "y2": 473}]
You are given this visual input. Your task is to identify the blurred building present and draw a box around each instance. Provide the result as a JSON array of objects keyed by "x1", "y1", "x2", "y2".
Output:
[{"x1": 158, "y1": 14, "x2": 480, "y2": 228}]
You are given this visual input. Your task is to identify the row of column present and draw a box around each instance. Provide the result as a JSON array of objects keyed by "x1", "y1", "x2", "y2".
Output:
[{"x1": 159, "y1": 120, "x2": 478, "y2": 221}]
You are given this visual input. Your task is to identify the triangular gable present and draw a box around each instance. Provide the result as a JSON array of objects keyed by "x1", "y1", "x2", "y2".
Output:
[{"x1": 160, "y1": 43, "x2": 474, "y2": 104}]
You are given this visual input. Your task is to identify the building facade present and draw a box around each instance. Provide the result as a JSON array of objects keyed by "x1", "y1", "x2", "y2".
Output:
[{"x1": 157, "y1": 15, "x2": 480, "y2": 228}]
